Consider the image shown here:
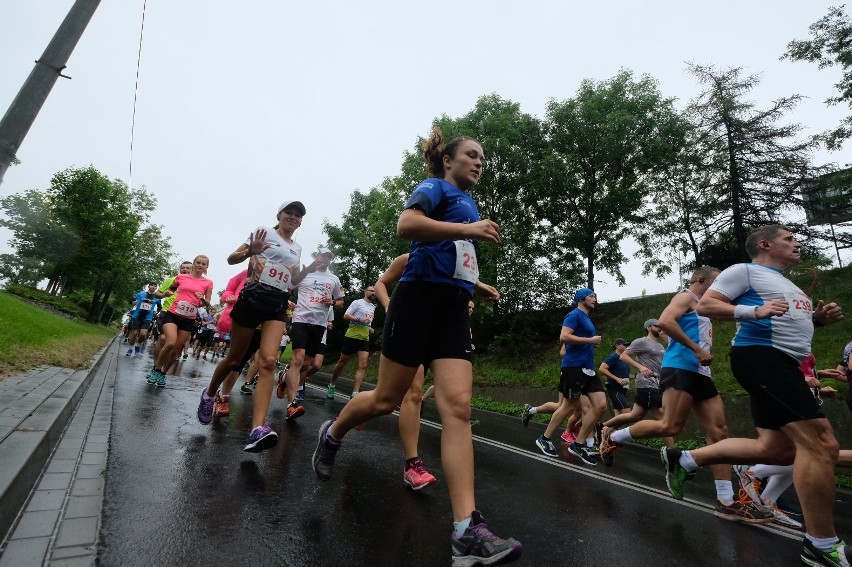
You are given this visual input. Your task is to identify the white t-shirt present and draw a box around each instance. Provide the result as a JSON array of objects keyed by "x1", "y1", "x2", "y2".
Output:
[
  {"x1": 244, "y1": 226, "x2": 302, "y2": 291},
  {"x1": 291, "y1": 270, "x2": 345, "y2": 326}
]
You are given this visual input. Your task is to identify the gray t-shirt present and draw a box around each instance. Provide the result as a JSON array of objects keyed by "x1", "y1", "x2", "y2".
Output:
[{"x1": 625, "y1": 337, "x2": 666, "y2": 389}]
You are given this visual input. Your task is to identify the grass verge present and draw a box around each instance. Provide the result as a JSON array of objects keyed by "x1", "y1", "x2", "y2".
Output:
[{"x1": 0, "y1": 292, "x2": 114, "y2": 379}]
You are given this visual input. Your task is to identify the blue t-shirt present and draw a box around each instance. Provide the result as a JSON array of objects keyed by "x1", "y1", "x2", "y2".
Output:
[
  {"x1": 130, "y1": 291, "x2": 161, "y2": 322},
  {"x1": 399, "y1": 178, "x2": 480, "y2": 294},
  {"x1": 602, "y1": 352, "x2": 630, "y2": 386},
  {"x1": 561, "y1": 309, "x2": 596, "y2": 368}
]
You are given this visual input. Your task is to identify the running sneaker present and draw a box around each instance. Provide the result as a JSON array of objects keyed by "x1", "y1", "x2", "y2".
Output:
[
  {"x1": 326, "y1": 384, "x2": 336, "y2": 399},
  {"x1": 213, "y1": 391, "x2": 230, "y2": 417},
  {"x1": 197, "y1": 388, "x2": 215, "y2": 425},
  {"x1": 450, "y1": 510, "x2": 522, "y2": 566},
  {"x1": 403, "y1": 458, "x2": 437, "y2": 490},
  {"x1": 126, "y1": 348, "x2": 133, "y2": 357},
  {"x1": 801, "y1": 538, "x2": 851, "y2": 567},
  {"x1": 244, "y1": 424, "x2": 278, "y2": 453},
  {"x1": 714, "y1": 493, "x2": 773, "y2": 524},
  {"x1": 660, "y1": 447, "x2": 694, "y2": 500},
  {"x1": 285, "y1": 403, "x2": 305, "y2": 421},
  {"x1": 156, "y1": 372, "x2": 166, "y2": 388},
  {"x1": 535, "y1": 435, "x2": 558, "y2": 458},
  {"x1": 296, "y1": 386, "x2": 305, "y2": 402},
  {"x1": 521, "y1": 404, "x2": 533, "y2": 427},
  {"x1": 568, "y1": 442, "x2": 598, "y2": 466},
  {"x1": 239, "y1": 382, "x2": 253, "y2": 395},
  {"x1": 598, "y1": 426, "x2": 620, "y2": 467},
  {"x1": 560, "y1": 429, "x2": 576, "y2": 444},
  {"x1": 775, "y1": 497, "x2": 804, "y2": 524},
  {"x1": 146, "y1": 370, "x2": 160, "y2": 385},
  {"x1": 764, "y1": 502, "x2": 803, "y2": 530},
  {"x1": 732, "y1": 464, "x2": 763, "y2": 505},
  {"x1": 312, "y1": 419, "x2": 341, "y2": 480},
  {"x1": 276, "y1": 371, "x2": 287, "y2": 399},
  {"x1": 182, "y1": 353, "x2": 188, "y2": 359}
]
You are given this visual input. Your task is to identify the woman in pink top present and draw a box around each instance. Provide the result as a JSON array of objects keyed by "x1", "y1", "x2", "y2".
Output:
[{"x1": 149, "y1": 255, "x2": 213, "y2": 387}]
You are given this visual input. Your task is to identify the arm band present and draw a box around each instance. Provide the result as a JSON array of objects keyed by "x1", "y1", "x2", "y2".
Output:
[{"x1": 734, "y1": 305, "x2": 757, "y2": 321}]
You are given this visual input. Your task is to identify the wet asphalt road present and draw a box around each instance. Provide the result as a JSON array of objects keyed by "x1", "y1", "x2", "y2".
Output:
[{"x1": 98, "y1": 348, "x2": 850, "y2": 566}]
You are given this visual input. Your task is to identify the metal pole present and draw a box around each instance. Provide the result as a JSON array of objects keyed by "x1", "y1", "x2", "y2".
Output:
[
  {"x1": 830, "y1": 223, "x2": 844, "y2": 268},
  {"x1": 0, "y1": 0, "x2": 102, "y2": 186}
]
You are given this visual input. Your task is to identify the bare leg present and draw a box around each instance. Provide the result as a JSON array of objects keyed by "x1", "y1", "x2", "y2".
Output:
[
  {"x1": 249, "y1": 321, "x2": 286, "y2": 429},
  {"x1": 399, "y1": 366, "x2": 427, "y2": 459},
  {"x1": 352, "y1": 350, "x2": 370, "y2": 393}
]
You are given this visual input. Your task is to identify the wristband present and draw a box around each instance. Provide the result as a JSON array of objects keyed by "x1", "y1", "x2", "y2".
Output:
[{"x1": 734, "y1": 305, "x2": 757, "y2": 321}]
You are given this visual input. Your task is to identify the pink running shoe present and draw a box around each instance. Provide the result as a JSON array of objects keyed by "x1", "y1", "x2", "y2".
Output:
[
  {"x1": 213, "y1": 391, "x2": 230, "y2": 417},
  {"x1": 561, "y1": 429, "x2": 576, "y2": 444},
  {"x1": 403, "y1": 458, "x2": 437, "y2": 490}
]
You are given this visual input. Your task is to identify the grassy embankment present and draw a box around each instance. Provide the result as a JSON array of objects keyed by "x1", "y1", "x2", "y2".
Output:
[{"x1": 0, "y1": 292, "x2": 114, "y2": 379}]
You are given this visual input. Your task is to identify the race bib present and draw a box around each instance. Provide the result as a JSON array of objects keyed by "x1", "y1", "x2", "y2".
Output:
[
  {"x1": 206, "y1": 323, "x2": 216, "y2": 330},
  {"x1": 308, "y1": 293, "x2": 328, "y2": 306},
  {"x1": 453, "y1": 240, "x2": 479, "y2": 283},
  {"x1": 259, "y1": 261, "x2": 291, "y2": 291},
  {"x1": 582, "y1": 368, "x2": 596, "y2": 376},
  {"x1": 139, "y1": 301, "x2": 152, "y2": 311},
  {"x1": 175, "y1": 301, "x2": 197, "y2": 318},
  {"x1": 783, "y1": 291, "x2": 812, "y2": 320}
]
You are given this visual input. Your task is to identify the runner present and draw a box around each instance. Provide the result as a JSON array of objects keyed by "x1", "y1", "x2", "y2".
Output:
[
  {"x1": 311, "y1": 129, "x2": 521, "y2": 565},
  {"x1": 327, "y1": 286, "x2": 377, "y2": 398},
  {"x1": 279, "y1": 246, "x2": 344, "y2": 420},
  {"x1": 151, "y1": 261, "x2": 193, "y2": 362},
  {"x1": 598, "y1": 320, "x2": 673, "y2": 466},
  {"x1": 149, "y1": 256, "x2": 213, "y2": 387},
  {"x1": 535, "y1": 288, "x2": 605, "y2": 466},
  {"x1": 598, "y1": 338, "x2": 631, "y2": 416},
  {"x1": 196, "y1": 201, "x2": 326, "y2": 454},
  {"x1": 374, "y1": 253, "x2": 438, "y2": 490},
  {"x1": 661, "y1": 226, "x2": 847, "y2": 565},
  {"x1": 125, "y1": 283, "x2": 161, "y2": 357}
]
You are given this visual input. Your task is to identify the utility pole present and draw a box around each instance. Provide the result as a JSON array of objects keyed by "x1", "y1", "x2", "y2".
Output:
[{"x1": 0, "y1": 0, "x2": 102, "y2": 186}]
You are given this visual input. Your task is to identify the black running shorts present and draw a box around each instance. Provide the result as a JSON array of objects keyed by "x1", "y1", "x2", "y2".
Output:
[
  {"x1": 559, "y1": 367, "x2": 604, "y2": 400},
  {"x1": 160, "y1": 311, "x2": 196, "y2": 333},
  {"x1": 659, "y1": 367, "x2": 719, "y2": 401},
  {"x1": 289, "y1": 322, "x2": 327, "y2": 358},
  {"x1": 634, "y1": 387, "x2": 662, "y2": 409},
  {"x1": 381, "y1": 281, "x2": 473, "y2": 368},
  {"x1": 730, "y1": 346, "x2": 825, "y2": 430}
]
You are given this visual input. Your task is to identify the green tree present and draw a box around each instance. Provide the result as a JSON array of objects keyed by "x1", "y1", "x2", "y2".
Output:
[
  {"x1": 540, "y1": 69, "x2": 689, "y2": 289},
  {"x1": 1, "y1": 167, "x2": 174, "y2": 323},
  {"x1": 685, "y1": 64, "x2": 816, "y2": 261},
  {"x1": 784, "y1": 5, "x2": 852, "y2": 150}
]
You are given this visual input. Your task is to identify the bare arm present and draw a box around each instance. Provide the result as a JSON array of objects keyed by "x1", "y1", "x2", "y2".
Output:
[
  {"x1": 620, "y1": 350, "x2": 652, "y2": 378},
  {"x1": 599, "y1": 362, "x2": 628, "y2": 385},
  {"x1": 658, "y1": 293, "x2": 712, "y2": 366},
  {"x1": 397, "y1": 208, "x2": 500, "y2": 244},
  {"x1": 374, "y1": 254, "x2": 409, "y2": 310},
  {"x1": 697, "y1": 289, "x2": 789, "y2": 321},
  {"x1": 559, "y1": 325, "x2": 602, "y2": 346},
  {"x1": 474, "y1": 280, "x2": 500, "y2": 301}
]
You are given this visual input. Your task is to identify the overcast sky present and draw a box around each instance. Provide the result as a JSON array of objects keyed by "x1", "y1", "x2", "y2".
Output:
[{"x1": 1, "y1": 1, "x2": 849, "y2": 301}]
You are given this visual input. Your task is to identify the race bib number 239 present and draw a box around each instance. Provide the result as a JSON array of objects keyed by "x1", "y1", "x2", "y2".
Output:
[{"x1": 453, "y1": 240, "x2": 479, "y2": 284}]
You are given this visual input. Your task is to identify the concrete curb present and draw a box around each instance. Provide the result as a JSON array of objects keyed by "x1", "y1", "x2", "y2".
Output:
[{"x1": 0, "y1": 338, "x2": 114, "y2": 541}]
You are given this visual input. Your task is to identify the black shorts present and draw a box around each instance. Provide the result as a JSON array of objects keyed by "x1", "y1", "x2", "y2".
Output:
[
  {"x1": 659, "y1": 367, "x2": 719, "y2": 401},
  {"x1": 230, "y1": 294, "x2": 289, "y2": 330},
  {"x1": 731, "y1": 346, "x2": 825, "y2": 430},
  {"x1": 634, "y1": 387, "x2": 663, "y2": 409},
  {"x1": 290, "y1": 322, "x2": 327, "y2": 358},
  {"x1": 128, "y1": 317, "x2": 151, "y2": 331},
  {"x1": 341, "y1": 337, "x2": 370, "y2": 356},
  {"x1": 198, "y1": 330, "x2": 215, "y2": 345},
  {"x1": 606, "y1": 383, "x2": 630, "y2": 410},
  {"x1": 160, "y1": 311, "x2": 196, "y2": 333},
  {"x1": 381, "y1": 281, "x2": 473, "y2": 368},
  {"x1": 559, "y1": 367, "x2": 604, "y2": 400}
]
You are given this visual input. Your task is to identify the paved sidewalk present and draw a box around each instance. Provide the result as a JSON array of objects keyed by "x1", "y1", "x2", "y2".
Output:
[{"x1": 0, "y1": 338, "x2": 117, "y2": 566}]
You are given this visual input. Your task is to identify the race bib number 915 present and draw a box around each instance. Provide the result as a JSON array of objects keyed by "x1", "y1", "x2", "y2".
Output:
[{"x1": 260, "y1": 261, "x2": 291, "y2": 291}]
